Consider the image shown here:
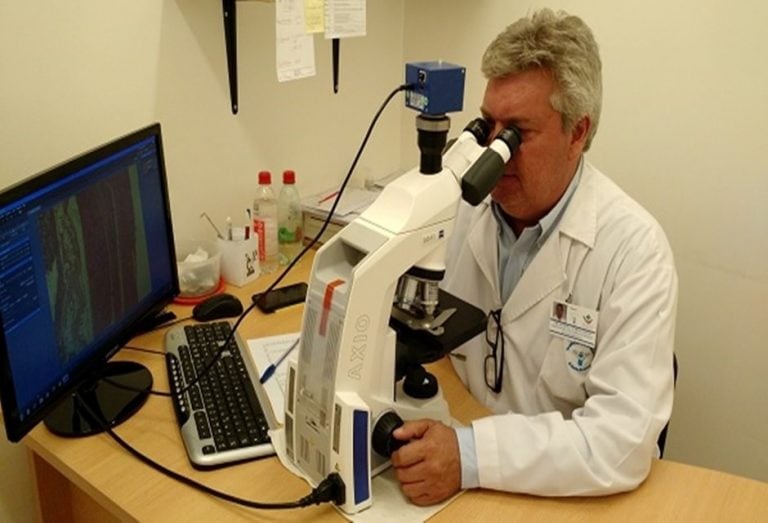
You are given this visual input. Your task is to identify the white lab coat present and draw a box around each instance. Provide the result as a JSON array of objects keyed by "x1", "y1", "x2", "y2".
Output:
[{"x1": 443, "y1": 160, "x2": 677, "y2": 496}]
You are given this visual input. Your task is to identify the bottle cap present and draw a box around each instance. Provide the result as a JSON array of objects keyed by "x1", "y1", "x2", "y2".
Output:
[
  {"x1": 258, "y1": 171, "x2": 271, "y2": 184},
  {"x1": 283, "y1": 170, "x2": 296, "y2": 184}
]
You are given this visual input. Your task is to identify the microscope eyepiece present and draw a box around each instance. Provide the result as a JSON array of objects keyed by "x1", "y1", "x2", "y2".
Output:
[
  {"x1": 460, "y1": 124, "x2": 521, "y2": 206},
  {"x1": 463, "y1": 117, "x2": 491, "y2": 145},
  {"x1": 495, "y1": 125, "x2": 522, "y2": 153}
]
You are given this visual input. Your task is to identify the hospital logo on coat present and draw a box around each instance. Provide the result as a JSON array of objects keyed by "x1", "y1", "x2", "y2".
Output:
[{"x1": 566, "y1": 342, "x2": 594, "y2": 372}]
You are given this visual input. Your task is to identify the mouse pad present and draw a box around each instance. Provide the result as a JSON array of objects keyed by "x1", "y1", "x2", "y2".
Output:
[{"x1": 173, "y1": 279, "x2": 226, "y2": 305}]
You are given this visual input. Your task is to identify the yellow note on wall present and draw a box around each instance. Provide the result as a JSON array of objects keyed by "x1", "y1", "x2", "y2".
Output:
[{"x1": 304, "y1": 0, "x2": 324, "y2": 33}]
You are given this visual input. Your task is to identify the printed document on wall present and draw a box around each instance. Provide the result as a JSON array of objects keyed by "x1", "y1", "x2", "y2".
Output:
[
  {"x1": 325, "y1": 0, "x2": 367, "y2": 39},
  {"x1": 276, "y1": 0, "x2": 316, "y2": 82}
]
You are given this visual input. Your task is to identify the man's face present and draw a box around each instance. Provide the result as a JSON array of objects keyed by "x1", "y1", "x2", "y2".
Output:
[{"x1": 481, "y1": 68, "x2": 589, "y2": 231}]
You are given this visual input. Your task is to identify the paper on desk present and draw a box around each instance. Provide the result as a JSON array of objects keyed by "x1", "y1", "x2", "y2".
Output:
[
  {"x1": 368, "y1": 168, "x2": 406, "y2": 190},
  {"x1": 303, "y1": 187, "x2": 379, "y2": 217},
  {"x1": 247, "y1": 332, "x2": 299, "y2": 425}
]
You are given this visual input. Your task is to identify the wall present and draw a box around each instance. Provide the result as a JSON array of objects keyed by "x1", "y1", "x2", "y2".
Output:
[
  {"x1": 0, "y1": 2, "x2": 164, "y2": 186},
  {"x1": 402, "y1": 0, "x2": 768, "y2": 482}
]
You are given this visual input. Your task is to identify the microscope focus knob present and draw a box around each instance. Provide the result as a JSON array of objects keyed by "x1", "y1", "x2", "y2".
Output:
[
  {"x1": 372, "y1": 411, "x2": 406, "y2": 457},
  {"x1": 403, "y1": 365, "x2": 438, "y2": 399}
]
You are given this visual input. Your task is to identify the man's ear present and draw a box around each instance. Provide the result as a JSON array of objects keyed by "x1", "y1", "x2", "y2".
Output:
[{"x1": 568, "y1": 116, "x2": 591, "y2": 160}]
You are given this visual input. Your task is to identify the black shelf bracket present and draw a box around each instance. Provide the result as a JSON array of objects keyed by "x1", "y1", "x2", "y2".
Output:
[
  {"x1": 223, "y1": 0, "x2": 238, "y2": 114},
  {"x1": 332, "y1": 37, "x2": 340, "y2": 93}
]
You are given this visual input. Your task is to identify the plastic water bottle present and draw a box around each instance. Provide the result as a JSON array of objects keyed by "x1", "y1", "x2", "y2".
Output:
[
  {"x1": 278, "y1": 170, "x2": 303, "y2": 265},
  {"x1": 253, "y1": 170, "x2": 278, "y2": 274}
]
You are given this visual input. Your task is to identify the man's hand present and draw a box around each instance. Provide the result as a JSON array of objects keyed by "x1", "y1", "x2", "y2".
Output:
[{"x1": 390, "y1": 419, "x2": 461, "y2": 506}]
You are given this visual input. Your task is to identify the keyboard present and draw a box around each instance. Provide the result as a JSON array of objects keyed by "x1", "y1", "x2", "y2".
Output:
[{"x1": 164, "y1": 321, "x2": 276, "y2": 468}]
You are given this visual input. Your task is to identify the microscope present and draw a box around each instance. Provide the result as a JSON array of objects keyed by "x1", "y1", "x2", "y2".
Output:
[{"x1": 284, "y1": 62, "x2": 521, "y2": 514}]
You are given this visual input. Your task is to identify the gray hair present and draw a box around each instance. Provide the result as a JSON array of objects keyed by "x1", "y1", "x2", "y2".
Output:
[{"x1": 482, "y1": 9, "x2": 602, "y2": 150}]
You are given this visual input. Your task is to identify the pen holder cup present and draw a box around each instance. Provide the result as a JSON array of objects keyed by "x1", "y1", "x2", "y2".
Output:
[{"x1": 217, "y1": 236, "x2": 260, "y2": 287}]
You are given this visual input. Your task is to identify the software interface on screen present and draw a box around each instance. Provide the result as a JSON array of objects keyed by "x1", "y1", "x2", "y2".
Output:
[{"x1": 0, "y1": 133, "x2": 175, "y2": 427}]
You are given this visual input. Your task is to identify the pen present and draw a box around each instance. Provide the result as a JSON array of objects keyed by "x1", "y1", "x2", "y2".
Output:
[
  {"x1": 226, "y1": 216, "x2": 233, "y2": 240},
  {"x1": 317, "y1": 190, "x2": 340, "y2": 205},
  {"x1": 259, "y1": 337, "x2": 300, "y2": 384}
]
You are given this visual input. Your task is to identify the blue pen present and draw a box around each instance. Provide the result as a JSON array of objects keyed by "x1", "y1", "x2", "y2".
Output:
[{"x1": 259, "y1": 337, "x2": 300, "y2": 384}]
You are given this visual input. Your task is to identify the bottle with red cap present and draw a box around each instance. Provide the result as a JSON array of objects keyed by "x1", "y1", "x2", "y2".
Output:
[
  {"x1": 253, "y1": 170, "x2": 278, "y2": 273},
  {"x1": 278, "y1": 169, "x2": 302, "y2": 265}
]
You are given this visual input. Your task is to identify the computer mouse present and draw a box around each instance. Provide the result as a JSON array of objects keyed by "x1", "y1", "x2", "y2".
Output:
[{"x1": 193, "y1": 293, "x2": 244, "y2": 322}]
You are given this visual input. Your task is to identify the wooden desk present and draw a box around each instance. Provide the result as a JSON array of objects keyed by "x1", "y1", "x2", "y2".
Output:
[{"x1": 23, "y1": 255, "x2": 768, "y2": 522}]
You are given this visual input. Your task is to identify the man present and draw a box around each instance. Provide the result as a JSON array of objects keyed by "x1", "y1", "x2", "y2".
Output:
[{"x1": 391, "y1": 9, "x2": 678, "y2": 506}]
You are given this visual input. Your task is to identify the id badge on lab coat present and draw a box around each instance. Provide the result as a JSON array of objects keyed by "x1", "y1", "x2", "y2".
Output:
[{"x1": 549, "y1": 300, "x2": 598, "y2": 349}]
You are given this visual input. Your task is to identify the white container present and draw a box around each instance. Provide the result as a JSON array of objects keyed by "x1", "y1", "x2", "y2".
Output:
[
  {"x1": 217, "y1": 235, "x2": 260, "y2": 287},
  {"x1": 175, "y1": 239, "x2": 221, "y2": 297}
]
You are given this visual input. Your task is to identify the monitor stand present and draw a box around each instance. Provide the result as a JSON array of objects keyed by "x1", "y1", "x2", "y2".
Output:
[{"x1": 44, "y1": 361, "x2": 152, "y2": 438}]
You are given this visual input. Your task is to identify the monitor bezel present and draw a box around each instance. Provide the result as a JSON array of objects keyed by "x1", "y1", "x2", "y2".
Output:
[{"x1": 0, "y1": 123, "x2": 179, "y2": 442}]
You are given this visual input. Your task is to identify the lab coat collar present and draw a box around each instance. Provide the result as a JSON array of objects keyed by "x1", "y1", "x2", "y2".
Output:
[
  {"x1": 467, "y1": 159, "x2": 598, "y2": 319},
  {"x1": 503, "y1": 222, "x2": 566, "y2": 319},
  {"x1": 557, "y1": 159, "x2": 598, "y2": 250},
  {"x1": 467, "y1": 203, "x2": 499, "y2": 300}
]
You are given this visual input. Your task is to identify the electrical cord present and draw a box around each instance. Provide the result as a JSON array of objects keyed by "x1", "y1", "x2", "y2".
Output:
[
  {"x1": 147, "y1": 314, "x2": 193, "y2": 331},
  {"x1": 122, "y1": 344, "x2": 164, "y2": 356},
  {"x1": 77, "y1": 396, "x2": 345, "y2": 510},
  {"x1": 102, "y1": 345, "x2": 172, "y2": 396},
  {"x1": 275, "y1": 82, "x2": 414, "y2": 270},
  {"x1": 102, "y1": 376, "x2": 171, "y2": 397}
]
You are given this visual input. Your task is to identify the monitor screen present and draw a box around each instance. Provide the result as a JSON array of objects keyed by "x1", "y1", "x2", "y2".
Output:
[{"x1": 0, "y1": 124, "x2": 178, "y2": 442}]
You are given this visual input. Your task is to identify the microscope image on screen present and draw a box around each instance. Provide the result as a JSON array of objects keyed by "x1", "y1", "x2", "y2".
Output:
[{"x1": 37, "y1": 167, "x2": 152, "y2": 364}]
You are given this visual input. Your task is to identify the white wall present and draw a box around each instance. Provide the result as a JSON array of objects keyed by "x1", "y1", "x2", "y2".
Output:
[
  {"x1": 402, "y1": 0, "x2": 768, "y2": 482},
  {"x1": 0, "y1": 2, "x2": 164, "y2": 186},
  {"x1": 1, "y1": 0, "x2": 766, "y2": 520}
]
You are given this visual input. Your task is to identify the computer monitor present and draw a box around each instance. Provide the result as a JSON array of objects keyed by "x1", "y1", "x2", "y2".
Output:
[{"x1": 0, "y1": 124, "x2": 178, "y2": 442}]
